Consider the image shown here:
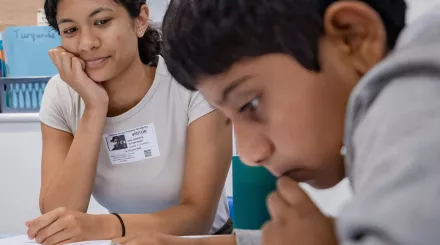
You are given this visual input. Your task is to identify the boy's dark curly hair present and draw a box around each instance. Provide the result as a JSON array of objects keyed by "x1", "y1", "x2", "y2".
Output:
[{"x1": 162, "y1": 0, "x2": 407, "y2": 90}]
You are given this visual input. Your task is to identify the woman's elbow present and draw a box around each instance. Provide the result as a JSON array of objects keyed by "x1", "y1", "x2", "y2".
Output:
[
  {"x1": 39, "y1": 194, "x2": 48, "y2": 214},
  {"x1": 39, "y1": 192, "x2": 58, "y2": 214}
]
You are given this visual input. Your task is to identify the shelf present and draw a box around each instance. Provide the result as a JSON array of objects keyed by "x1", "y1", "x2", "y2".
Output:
[{"x1": 0, "y1": 113, "x2": 39, "y2": 123}]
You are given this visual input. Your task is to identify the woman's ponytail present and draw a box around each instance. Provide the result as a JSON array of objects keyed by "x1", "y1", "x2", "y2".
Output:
[{"x1": 138, "y1": 27, "x2": 161, "y2": 66}]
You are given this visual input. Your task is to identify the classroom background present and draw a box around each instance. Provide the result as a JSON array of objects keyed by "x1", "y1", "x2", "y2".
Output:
[{"x1": 0, "y1": 0, "x2": 438, "y2": 235}]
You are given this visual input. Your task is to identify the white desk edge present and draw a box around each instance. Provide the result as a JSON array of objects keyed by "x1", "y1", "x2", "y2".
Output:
[{"x1": 0, "y1": 113, "x2": 40, "y2": 123}]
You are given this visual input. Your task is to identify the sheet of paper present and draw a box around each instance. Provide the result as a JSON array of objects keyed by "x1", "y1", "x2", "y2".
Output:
[
  {"x1": 0, "y1": 235, "x2": 113, "y2": 245},
  {"x1": 0, "y1": 235, "x2": 211, "y2": 244},
  {"x1": 0, "y1": 235, "x2": 36, "y2": 244}
]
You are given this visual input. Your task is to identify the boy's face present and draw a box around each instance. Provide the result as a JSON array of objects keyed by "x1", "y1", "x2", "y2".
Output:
[{"x1": 196, "y1": 1, "x2": 387, "y2": 189}]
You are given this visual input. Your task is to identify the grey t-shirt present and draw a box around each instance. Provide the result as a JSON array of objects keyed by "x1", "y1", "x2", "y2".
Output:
[
  {"x1": 340, "y1": 6, "x2": 440, "y2": 245},
  {"x1": 39, "y1": 56, "x2": 230, "y2": 234}
]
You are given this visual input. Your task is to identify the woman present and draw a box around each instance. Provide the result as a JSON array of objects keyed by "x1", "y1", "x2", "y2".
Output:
[{"x1": 25, "y1": 0, "x2": 233, "y2": 244}]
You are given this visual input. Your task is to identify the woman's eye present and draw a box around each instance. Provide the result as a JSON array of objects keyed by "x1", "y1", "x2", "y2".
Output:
[
  {"x1": 62, "y1": 27, "x2": 77, "y2": 35},
  {"x1": 96, "y1": 19, "x2": 111, "y2": 26},
  {"x1": 239, "y1": 97, "x2": 260, "y2": 113}
]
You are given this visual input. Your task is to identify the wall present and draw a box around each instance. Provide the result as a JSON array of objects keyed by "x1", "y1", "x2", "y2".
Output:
[
  {"x1": 0, "y1": 119, "x2": 108, "y2": 234},
  {"x1": 0, "y1": 0, "x2": 43, "y2": 32},
  {"x1": 0, "y1": 119, "x2": 43, "y2": 235},
  {"x1": 0, "y1": 0, "x2": 168, "y2": 31}
]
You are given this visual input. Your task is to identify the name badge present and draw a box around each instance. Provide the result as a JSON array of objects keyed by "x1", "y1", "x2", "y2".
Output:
[{"x1": 103, "y1": 124, "x2": 160, "y2": 165}]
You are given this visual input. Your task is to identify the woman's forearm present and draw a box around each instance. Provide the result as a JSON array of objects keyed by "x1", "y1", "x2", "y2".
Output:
[
  {"x1": 96, "y1": 203, "x2": 217, "y2": 239},
  {"x1": 41, "y1": 108, "x2": 107, "y2": 213}
]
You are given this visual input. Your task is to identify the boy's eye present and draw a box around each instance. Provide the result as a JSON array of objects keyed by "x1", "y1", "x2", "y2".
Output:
[{"x1": 239, "y1": 97, "x2": 260, "y2": 113}]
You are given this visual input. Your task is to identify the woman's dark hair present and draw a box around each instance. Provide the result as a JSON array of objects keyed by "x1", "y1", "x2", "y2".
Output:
[
  {"x1": 162, "y1": 0, "x2": 407, "y2": 90},
  {"x1": 44, "y1": 0, "x2": 161, "y2": 65}
]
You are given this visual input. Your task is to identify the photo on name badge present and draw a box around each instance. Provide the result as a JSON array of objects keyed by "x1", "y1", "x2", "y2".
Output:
[{"x1": 106, "y1": 134, "x2": 128, "y2": 151}]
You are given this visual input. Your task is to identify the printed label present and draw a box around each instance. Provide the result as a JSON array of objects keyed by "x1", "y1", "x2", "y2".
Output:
[{"x1": 104, "y1": 124, "x2": 160, "y2": 165}]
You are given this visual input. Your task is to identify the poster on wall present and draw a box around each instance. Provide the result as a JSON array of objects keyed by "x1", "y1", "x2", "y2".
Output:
[{"x1": 3, "y1": 26, "x2": 60, "y2": 77}]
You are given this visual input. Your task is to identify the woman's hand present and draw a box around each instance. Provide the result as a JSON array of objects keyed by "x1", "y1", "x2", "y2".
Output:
[
  {"x1": 26, "y1": 207, "x2": 104, "y2": 245},
  {"x1": 48, "y1": 47, "x2": 109, "y2": 110}
]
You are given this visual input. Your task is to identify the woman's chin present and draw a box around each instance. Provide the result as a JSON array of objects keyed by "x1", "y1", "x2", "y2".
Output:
[{"x1": 85, "y1": 70, "x2": 113, "y2": 83}]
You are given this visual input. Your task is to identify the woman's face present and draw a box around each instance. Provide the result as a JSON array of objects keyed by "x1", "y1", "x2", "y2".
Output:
[{"x1": 56, "y1": 0, "x2": 148, "y2": 82}]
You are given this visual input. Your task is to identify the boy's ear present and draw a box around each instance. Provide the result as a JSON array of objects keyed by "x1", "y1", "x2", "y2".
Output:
[{"x1": 323, "y1": 1, "x2": 387, "y2": 75}]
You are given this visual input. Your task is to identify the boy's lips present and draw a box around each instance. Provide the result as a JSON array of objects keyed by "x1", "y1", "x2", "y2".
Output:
[{"x1": 284, "y1": 169, "x2": 313, "y2": 183}]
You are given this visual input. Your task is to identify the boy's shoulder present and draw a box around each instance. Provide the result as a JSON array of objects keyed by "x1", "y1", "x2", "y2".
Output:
[
  {"x1": 396, "y1": 5, "x2": 440, "y2": 50},
  {"x1": 344, "y1": 5, "x2": 440, "y2": 181},
  {"x1": 348, "y1": 5, "x2": 440, "y2": 118}
]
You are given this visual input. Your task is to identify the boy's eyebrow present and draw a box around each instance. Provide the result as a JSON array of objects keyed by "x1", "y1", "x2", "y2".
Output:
[
  {"x1": 58, "y1": 7, "x2": 114, "y2": 25},
  {"x1": 217, "y1": 75, "x2": 254, "y2": 105}
]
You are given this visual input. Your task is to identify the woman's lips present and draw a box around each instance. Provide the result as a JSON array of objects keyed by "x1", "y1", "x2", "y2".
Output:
[{"x1": 85, "y1": 57, "x2": 110, "y2": 69}]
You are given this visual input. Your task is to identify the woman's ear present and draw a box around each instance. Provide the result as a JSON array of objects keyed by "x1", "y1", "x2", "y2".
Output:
[
  {"x1": 323, "y1": 1, "x2": 387, "y2": 75},
  {"x1": 136, "y1": 4, "x2": 150, "y2": 38}
]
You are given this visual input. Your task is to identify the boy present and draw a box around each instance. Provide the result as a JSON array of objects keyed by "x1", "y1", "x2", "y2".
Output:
[{"x1": 115, "y1": 0, "x2": 440, "y2": 244}]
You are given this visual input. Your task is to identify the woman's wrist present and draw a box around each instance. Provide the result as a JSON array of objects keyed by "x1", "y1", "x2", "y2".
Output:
[
  {"x1": 80, "y1": 106, "x2": 108, "y2": 131},
  {"x1": 93, "y1": 214, "x2": 124, "y2": 240},
  {"x1": 84, "y1": 103, "x2": 108, "y2": 118},
  {"x1": 82, "y1": 91, "x2": 109, "y2": 111}
]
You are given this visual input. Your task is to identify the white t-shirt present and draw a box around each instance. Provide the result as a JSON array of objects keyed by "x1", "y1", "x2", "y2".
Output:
[{"x1": 39, "y1": 56, "x2": 230, "y2": 234}]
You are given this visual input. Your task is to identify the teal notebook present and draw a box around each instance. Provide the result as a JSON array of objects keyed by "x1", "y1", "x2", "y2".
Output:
[{"x1": 4, "y1": 26, "x2": 61, "y2": 77}]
